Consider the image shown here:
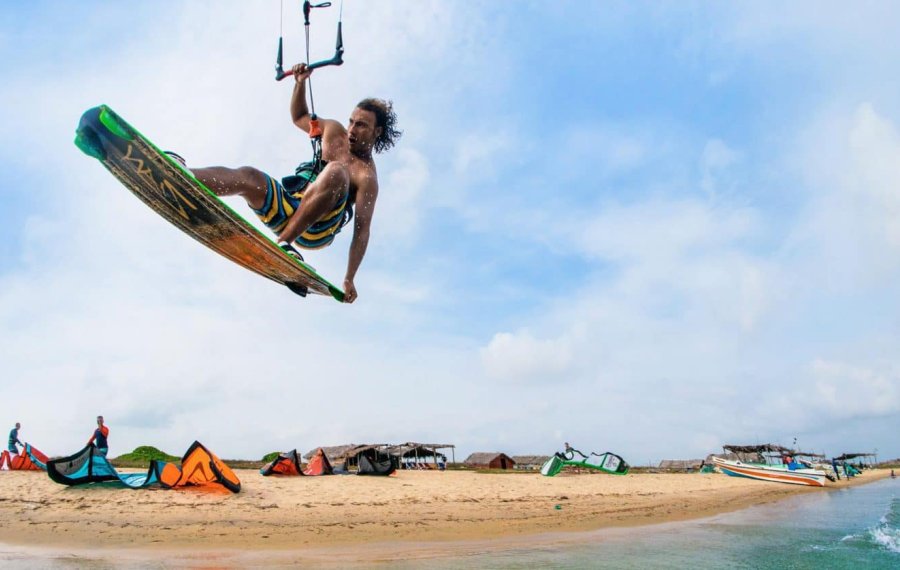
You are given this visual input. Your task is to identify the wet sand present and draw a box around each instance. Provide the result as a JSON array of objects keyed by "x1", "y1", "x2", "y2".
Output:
[{"x1": 0, "y1": 467, "x2": 889, "y2": 553}]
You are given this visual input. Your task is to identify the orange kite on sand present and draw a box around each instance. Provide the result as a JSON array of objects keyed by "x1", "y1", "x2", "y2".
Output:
[
  {"x1": 0, "y1": 444, "x2": 49, "y2": 471},
  {"x1": 303, "y1": 448, "x2": 334, "y2": 476},
  {"x1": 157, "y1": 441, "x2": 242, "y2": 492},
  {"x1": 260, "y1": 449, "x2": 305, "y2": 476}
]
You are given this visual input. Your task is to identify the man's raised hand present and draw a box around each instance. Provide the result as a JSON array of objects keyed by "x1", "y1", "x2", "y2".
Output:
[{"x1": 292, "y1": 63, "x2": 313, "y2": 82}]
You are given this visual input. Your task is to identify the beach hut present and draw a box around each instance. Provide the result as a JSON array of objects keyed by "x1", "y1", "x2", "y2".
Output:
[
  {"x1": 706, "y1": 452, "x2": 740, "y2": 463},
  {"x1": 464, "y1": 452, "x2": 516, "y2": 470},
  {"x1": 304, "y1": 444, "x2": 389, "y2": 471},
  {"x1": 303, "y1": 444, "x2": 360, "y2": 464},
  {"x1": 386, "y1": 442, "x2": 455, "y2": 469},
  {"x1": 834, "y1": 452, "x2": 877, "y2": 469},
  {"x1": 511, "y1": 455, "x2": 551, "y2": 470}
]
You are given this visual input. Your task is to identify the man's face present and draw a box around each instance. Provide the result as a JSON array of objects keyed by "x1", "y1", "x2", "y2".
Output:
[
  {"x1": 347, "y1": 108, "x2": 381, "y2": 156},
  {"x1": 15, "y1": 423, "x2": 20, "y2": 429},
  {"x1": 97, "y1": 417, "x2": 103, "y2": 425}
]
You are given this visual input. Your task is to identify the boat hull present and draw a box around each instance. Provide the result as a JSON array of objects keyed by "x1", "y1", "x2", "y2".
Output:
[{"x1": 712, "y1": 457, "x2": 827, "y2": 487}]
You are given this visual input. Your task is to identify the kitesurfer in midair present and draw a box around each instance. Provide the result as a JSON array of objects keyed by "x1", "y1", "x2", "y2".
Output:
[{"x1": 181, "y1": 64, "x2": 400, "y2": 304}]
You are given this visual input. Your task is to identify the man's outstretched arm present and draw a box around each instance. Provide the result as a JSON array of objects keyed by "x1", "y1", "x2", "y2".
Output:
[{"x1": 343, "y1": 177, "x2": 379, "y2": 303}]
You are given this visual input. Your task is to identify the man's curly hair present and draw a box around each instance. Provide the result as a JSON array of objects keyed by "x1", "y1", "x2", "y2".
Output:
[{"x1": 356, "y1": 98, "x2": 401, "y2": 154}]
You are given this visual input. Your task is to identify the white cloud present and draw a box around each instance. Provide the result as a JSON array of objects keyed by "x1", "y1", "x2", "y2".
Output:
[
  {"x1": 470, "y1": 100, "x2": 900, "y2": 459},
  {"x1": 480, "y1": 330, "x2": 575, "y2": 383},
  {"x1": 847, "y1": 104, "x2": 900, "y2": 250},
  {"x1": 377, "y1": 148, "x2": 429, "y2": 242},
  {"x1": 554, "y1": 125, "x2": 648, "y2": 177},
  {"x1": 700, "y1": 138, "x2": 740, "y2": 198},
  {"x1": 453, "y1": 132, "x2": 517, "y2": 177},
  {"x1": 784, "y1": 103, "x2": 900, "y2": 294},
  {"x1": 577, "y1": 198, "x2": 758, "y2": 262},
  {"x1": 810, "y1": 359, "x2": 900, "y2": 418}
]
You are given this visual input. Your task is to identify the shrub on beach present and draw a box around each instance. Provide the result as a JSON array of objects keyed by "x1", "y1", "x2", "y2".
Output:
[{"x1": 112, "y1": 446, "x2": 179, "y2": 467}]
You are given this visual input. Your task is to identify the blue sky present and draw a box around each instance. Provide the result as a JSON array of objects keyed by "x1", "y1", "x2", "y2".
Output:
[{"x1": 1, "y1": 1, "x2": 899, "y2": 464}]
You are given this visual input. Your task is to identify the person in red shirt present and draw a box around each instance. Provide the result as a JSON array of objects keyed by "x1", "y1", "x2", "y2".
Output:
[{"x1": 88, "y1": 416, "x2": 110, "y2": 457}]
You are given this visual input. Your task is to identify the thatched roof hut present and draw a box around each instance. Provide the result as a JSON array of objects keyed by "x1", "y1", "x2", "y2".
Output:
[
  {"x1": 304, "y1": 444, "x2": 388, "y2": 464},
  {"x1": 387, "y1": 443, "x2": 454, "y2": 462},
  {"x1": 464, "y1": 452, "x2": 515, "y2": 469},
  {"x1": 834, "y1": 452, "x2": 876, "y2": 465},
  {"x1": 511, "y1": 455, "x2": 551, "y2": 470},
  {"x1": 303, "y1": 442, "x2": 457, "y2": 470}
]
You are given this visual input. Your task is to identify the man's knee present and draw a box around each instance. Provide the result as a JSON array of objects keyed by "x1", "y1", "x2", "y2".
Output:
[
  {"x1": 305, "y1": 163, "x2": 349, "y2": 203},
  {"x1": 234, "y1": 166, "x2": 268, "y2": 188}
]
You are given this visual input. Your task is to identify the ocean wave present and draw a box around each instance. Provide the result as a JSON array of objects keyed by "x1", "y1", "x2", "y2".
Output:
[
  {"x1": 868, "y1": 525, "x2": 900, "y2": 554},
  {"x1": 868, "y1": 498, "x2": 900, "y2": 554},
  {"x1": 884, "y1": 498, "x2": 900, "y2": 526}
]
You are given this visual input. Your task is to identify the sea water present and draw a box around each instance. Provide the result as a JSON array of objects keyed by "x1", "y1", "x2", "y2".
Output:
[
  {"x1": 1, "y1": 477, "x2": 897, "y2": 569},
  {"x1": 412, "y1": 476, "x2": 900, "y2": 570}
]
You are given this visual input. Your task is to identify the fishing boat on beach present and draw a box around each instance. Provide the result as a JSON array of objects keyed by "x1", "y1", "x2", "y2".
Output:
[{"x1": 712, "y1": 444, "x2": 830, "y2": 487}]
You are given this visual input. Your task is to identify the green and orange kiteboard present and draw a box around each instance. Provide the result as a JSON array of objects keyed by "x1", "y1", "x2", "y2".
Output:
[{"x1": 75, "y1": 105, "x2": 344, "y2": 301}]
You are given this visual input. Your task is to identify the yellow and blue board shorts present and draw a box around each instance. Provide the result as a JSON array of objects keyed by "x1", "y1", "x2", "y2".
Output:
[{"x1": 252, "y1": 161, "x2": 352, "y2": 249}]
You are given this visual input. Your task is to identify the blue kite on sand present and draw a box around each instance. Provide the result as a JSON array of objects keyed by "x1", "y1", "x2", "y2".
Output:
[{"x1": 47, "y1": 443, "x2": 161, "y2": 488}]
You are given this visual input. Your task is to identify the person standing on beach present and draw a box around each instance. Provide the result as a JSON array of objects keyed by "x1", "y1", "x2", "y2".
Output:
[
  {"x1": 8, "y1": 422, "x2": 22, "y2": 455},
  {"x1": 88, "y1": 416, "x2": 110, "y2": 456}
]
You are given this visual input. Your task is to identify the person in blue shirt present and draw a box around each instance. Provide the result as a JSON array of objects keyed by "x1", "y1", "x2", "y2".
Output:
[
  {"x1": 8, "y1": 422, "x2": 22, "y2": 455},
  {"x1": 87, "y1": 416, "x2": 110, "y2": 457}
]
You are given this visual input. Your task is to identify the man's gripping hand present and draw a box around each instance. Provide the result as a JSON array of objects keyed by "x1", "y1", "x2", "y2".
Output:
[
  {"x1": 292, "y1": 63, "x2": 313, "y2": 83},
  {"x1": 343, "y1": 278, "x2": 358, "y2": 304}
]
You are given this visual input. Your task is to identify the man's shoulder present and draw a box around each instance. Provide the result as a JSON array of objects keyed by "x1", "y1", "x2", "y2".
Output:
[{"x1": 348, "y1": 157, "x2": 378, "y2": 182}]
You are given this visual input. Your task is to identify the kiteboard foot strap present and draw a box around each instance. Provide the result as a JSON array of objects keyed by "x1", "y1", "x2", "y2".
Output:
[{"x1": 278, "y1": 241, "x2": 305, "y2": 262}]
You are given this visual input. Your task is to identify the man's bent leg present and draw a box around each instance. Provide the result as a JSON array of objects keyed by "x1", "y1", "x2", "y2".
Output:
[
  {"x1": 277, "y1": 162, "x2": 350, "y2": 244},
  {"x1": 192, "y1": 166, "x2": 270, "y2": 210}
]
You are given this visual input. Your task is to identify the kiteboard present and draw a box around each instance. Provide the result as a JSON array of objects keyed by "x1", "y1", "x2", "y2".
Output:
[{"x1": 74, "y1": 105, "x2": 344, "y2": 301}]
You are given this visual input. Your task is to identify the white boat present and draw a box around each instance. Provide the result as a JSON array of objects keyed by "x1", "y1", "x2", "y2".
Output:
[{"x1": 712, "y1": 456, "x2": 828, "y2": 487}]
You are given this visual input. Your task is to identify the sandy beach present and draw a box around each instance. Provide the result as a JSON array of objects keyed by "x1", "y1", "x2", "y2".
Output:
[{"x1": 0, "y1": 467, "x2": 889, "y2": 552}]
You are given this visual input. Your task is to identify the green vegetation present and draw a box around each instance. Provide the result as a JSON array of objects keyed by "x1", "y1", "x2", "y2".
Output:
[
  {"x1": 109, "y1": 446, "x2": 267, "y2": 470},
  {"x1": 111, "y1": 446, "x2": 179, "y2": 468}
]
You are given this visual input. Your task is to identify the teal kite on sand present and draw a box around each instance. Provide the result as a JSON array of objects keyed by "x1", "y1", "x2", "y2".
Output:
[
  {"x1": 48, "y1": 443, "x2": 162, "y2": 489},
  {"x1": 23, "y1": 443, "x2": 48, "y2": 471}
]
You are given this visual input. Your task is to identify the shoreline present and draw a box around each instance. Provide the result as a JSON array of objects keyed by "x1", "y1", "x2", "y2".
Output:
[{"x1": 0, "y1": 467, "x2": 890, "y2": 555}]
